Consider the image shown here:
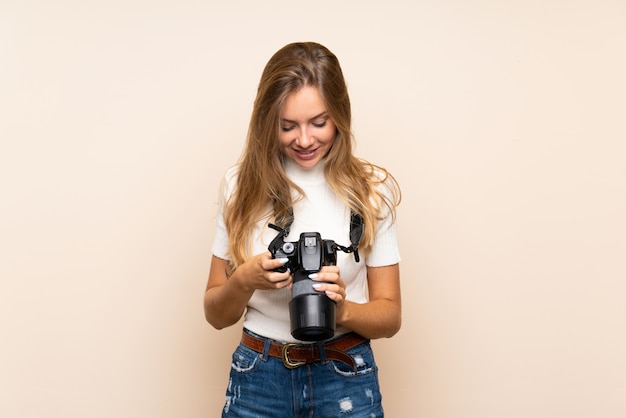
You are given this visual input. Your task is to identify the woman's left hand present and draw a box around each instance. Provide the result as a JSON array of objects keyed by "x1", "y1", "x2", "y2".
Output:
[
  {"x1": 307, "y1": 263, "x2": 402, "y2": 339},
  {"x1": 309, "y1": 265, "x2": 347, "y2": 308}
]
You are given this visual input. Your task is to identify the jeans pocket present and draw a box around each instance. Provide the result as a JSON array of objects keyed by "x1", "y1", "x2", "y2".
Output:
[
  {"x1": 328, "y1": 341, "x2": 379, "y2": 377},
  {"x1": 230, "y1": 344, "x2": 262, "y2": 374}
]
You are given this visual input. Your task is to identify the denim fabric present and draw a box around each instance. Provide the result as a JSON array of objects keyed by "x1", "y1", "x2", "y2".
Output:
[{"x1": 221, "y1": 329, "x2": 384, "y2": 417}]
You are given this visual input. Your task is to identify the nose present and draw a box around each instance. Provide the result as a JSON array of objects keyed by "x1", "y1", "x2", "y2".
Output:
[{"x1": 295, "y1": 127, "x2": 314, "y2": 148}]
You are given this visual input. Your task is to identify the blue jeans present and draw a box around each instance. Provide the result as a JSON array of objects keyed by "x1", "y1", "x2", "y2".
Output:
[{"x1": 222, "y1": 329, "x2": 385, "y2": 417}]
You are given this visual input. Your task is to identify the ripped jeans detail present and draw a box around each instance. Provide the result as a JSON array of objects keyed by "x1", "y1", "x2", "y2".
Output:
[{"x1": 221, "y1": 331, "x2": 384, "y2": 417}]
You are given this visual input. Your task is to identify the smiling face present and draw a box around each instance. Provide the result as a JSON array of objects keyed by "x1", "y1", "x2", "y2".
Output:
[{"x1": 278, "y1": 85, "x2": 337, "y2": 169}]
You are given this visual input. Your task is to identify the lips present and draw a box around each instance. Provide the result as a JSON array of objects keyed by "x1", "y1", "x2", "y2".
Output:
[{"x1": 294, "y1": 148, "x2": 317, "y2": 159}]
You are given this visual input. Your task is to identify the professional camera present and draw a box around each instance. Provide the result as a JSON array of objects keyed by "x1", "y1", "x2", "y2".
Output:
[
  {"x1": 268, "y1": 231, "x2": 338, "y2": 341},
  {"x1": 268, "y1": 213, "x2": 363, "y2": 341}
]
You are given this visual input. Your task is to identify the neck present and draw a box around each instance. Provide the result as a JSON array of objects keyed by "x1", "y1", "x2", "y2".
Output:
[{"x1": 284, "y1": 158, "x2": 326, "y2": 182}]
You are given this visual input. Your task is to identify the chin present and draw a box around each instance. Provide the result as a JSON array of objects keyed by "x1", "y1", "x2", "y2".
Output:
[
  {"x1": 296, "y1": 158, "x2": 323, "y2": 169},
  {"x1": 285, "y1": 152, "x2": 320, "y2": 168}
]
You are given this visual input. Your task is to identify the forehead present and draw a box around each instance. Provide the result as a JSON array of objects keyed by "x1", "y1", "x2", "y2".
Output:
[{"x1": 281, "y1": 86, "x2": 327, "y2": 120}]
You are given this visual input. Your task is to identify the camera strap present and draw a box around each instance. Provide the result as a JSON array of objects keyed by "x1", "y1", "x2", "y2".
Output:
[
  {"x1": 268, "y1": 208, "x2": 364, "y2": 263},
  {"x1": 335, "y1": 211, "x2": 364, "y2": 263}
]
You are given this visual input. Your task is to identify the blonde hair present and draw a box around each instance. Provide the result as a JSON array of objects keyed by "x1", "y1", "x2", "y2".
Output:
[{"x1": 225, "y1": 42, "x2": 400, "y2": 267}]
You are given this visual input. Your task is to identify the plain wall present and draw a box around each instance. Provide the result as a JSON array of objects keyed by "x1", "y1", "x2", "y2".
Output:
[{"x1": 1, "y1": 1, "x2": 625, "y2": 417}]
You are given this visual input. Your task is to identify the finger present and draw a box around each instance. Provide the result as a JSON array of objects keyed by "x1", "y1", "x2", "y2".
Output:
[
  {"x1": 265, "y1": 256, "x2": 290, "y2": 271},
  {"x1": 274, "y1": 275, "x2": 293, "y2": 289},
  {"x1": 312, "y1": 282, "x2": 325, "y2": 293},
  {"x1": 312, "y1": 283, "x2": 344, "y2": 300},
  {"x1": 309, "y1": 272, "x2": 339, "y2": 284},
  {"x1": 267, "y1": 270, "x2": 292, "y2": 284},
  {"x1": 323, "y1": 290, "x2": 344, "y2": 303}
]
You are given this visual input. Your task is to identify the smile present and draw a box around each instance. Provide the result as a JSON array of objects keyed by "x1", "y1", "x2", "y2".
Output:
[{"x1": 294, "y1": 148, "x2": 317, "y2": 158}]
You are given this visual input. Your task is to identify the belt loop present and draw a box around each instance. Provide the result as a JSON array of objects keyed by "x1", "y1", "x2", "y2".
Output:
[
  {"x1": 316, "y1": 341, "x2": 327, "y2": 364},
  {"x1": 261, "y1": 335, "x2": 271, "y2": 362}
]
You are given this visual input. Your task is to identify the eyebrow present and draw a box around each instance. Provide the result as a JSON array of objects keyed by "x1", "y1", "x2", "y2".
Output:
[{"x1": 281, "y1": 112, "x2": 328, "y2": 124}]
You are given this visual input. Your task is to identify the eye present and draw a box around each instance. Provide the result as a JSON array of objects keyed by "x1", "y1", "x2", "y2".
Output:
[
  {"x1": 281, "y1": 125, "x2": 295, "y2": 132},
  {"x1": 312, "y1": 120, "x2": 327, "y2": 128}
]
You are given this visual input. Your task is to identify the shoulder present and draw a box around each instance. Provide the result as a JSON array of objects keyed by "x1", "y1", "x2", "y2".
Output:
[
  {"x1": 219, "y1": 164, "x2": 241, "y2": 198},
  {"x1": 359, "y1": 159, "x2": 400, "y2": 195},
  {"x1": 224, "y1": 164, "x2": 240, "y2": 182},
  {"x1": 356, "y1": 160, "x2": 401, "y2": 219},
  {"x1": 358, "y1": 158, "x2": 391, "y2": 180}
]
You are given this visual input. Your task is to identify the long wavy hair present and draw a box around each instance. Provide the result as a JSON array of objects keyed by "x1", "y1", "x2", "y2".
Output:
[{"x1": 225, "y1": 42, "x2": 400, "y2": 267}]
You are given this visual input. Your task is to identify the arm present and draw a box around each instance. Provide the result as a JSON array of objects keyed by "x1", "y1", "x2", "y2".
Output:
[
  {"x1": 317, "y1": 263, "x2": 401, "y2": 339},
  {"x1": 203, "y1": 253, "x2": 292, "y2": 330}
]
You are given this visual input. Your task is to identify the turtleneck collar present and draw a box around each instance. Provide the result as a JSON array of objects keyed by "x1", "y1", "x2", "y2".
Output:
[{"x1": 283, "y1": 158, "x2": 326, "y2": 185}]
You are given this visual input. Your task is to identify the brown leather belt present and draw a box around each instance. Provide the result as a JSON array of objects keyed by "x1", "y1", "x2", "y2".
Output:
[{"x1": 241, "y1": 331, "x2": 367, "y2": 371}]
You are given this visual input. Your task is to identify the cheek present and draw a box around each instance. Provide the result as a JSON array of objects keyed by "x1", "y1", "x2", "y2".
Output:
[
  {"x1": 322, "y1": 125, "x2": 338, "y2": 143},
  {"x1": 327, "y1": 128, "x2": 337, "y2": 140},
  {"x1": 277, "y1": 132, "x2": 291, "y2": 148}
]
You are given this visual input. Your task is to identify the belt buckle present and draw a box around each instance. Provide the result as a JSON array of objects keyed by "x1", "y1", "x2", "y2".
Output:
[{"x1": 281, "y1": 343, "x2": 306, "y2": 369}]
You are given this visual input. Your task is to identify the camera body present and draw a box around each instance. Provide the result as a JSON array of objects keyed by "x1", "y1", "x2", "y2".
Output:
[{"x1": 269, "y1": 231, "x2": 337, "y2": 341}]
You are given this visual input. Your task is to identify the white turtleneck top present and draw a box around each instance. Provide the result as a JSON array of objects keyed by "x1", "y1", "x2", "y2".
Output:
[{"x1": 211, "y1": 159, "x2": 400, "y2": 342}]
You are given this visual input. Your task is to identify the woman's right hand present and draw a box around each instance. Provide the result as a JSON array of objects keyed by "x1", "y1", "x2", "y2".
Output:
[
  {"x1": 204, "y1": 252, "x2": 293, "y2": 329},
  {"x1": 236, "y1": 251, "x2": 293, "y2": 292}
]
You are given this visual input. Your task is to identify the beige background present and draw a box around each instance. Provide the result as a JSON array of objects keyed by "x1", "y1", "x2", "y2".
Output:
[{"x1": 1, "y1": 0, "x2": 625, "y2": 417}]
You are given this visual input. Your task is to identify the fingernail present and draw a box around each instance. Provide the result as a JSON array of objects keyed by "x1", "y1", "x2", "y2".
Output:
[
  {"x1": 308, "y1": 273, "x2": 319, "y2": 279},
  {"x1": 279, "y1": 258, "x2": 289, "y2": 264},
  {"x1": 312, "y1": 284, "x2": 323, "y2": 290}
]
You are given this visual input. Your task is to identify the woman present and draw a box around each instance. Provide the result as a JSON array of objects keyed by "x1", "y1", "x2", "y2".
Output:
[{"x1": 205, "y1": 41, "x2": 401, "y2": 417}]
